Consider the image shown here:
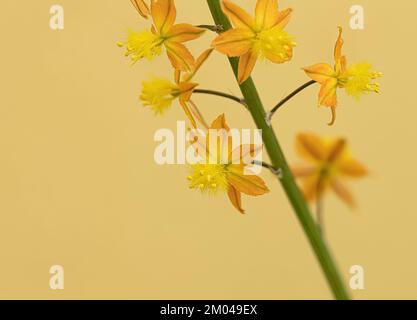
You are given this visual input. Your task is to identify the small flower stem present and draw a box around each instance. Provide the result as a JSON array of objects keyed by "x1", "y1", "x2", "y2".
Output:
[
  {"x1": 267, "y1": 80, "x2": 316, "y2": 122},
  {"x1": 253, "y1": 161, "x2": 283, "y2": 177},
  {"x1": 207, "y1": 0, "x2": 350, "y2": 300},
  {"x1": 194, "y1": 89, "x2": 246, "y2": 106}
]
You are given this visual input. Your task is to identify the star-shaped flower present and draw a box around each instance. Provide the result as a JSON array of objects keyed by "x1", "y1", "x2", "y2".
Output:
[
  {"x1": 188, "y1": 114, "x2": 269, "y2": 214},
  {"x1": 119, "y1": 0, "x2": 205, "y2": 71},
  {"x1": 140, "y1": 49, "x2": 213, "y2": 127},
  {"x1": 212, "y1": 0, "x2": 295, "y2": 84},
  {"x1": 303, "y1": 27, "x2": 382, "y2": 125},
  {"x1": 292, "y1": 133, "x2": 368, "y2": 208}
]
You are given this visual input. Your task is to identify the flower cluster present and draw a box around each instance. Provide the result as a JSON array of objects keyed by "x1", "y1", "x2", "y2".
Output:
[{"x1": 119, "y1": 0, "x2": 381, "y2": 213}]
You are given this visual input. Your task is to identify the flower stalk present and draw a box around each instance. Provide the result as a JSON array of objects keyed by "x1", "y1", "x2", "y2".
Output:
[
  {"x1": 207, "y1": 0, "x2": 350, "y2": 300},
  {"x1": 194, "y1": 88, "x2": 246, "y2": 106},
  {"x1": 267, "y1": 80, "x2": 316, "y2": 122}
]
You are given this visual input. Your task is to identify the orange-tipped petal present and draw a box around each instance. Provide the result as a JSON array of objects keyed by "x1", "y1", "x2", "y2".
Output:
[
  {"x1": 151, "y1": 0, "x2": 176, "y2": 34},
  {"x1": 328, "y1": 105, "x2": 337, "y2": 126},
  {"x1": 274, "y1": 8, "x2": 293, "y2": 29},
  {"x1": 167, "y1": 24, "x2": 205, "y2": 43},
  {"x1": 227, "y1": 165, "x2": 269, "y2": 196},
  {"x1": 131, "y1": 0, "x2": 150, "y2": 18},
  {"x1": 227, "y1": 186, "x2": 245, "y2": 214},
  {"x1": 340, "y1": 55, "x2": 348, "y2": 74},
  {"x1": 179, "y1": 99, "x2": 197, "y2": 128},
  {"x1": 334, "y1": 26, "x2": 344, "y2": 72},
  {"x1": 331, "y1": 179, "x2": 356, "y2": 208},
  {"x1": 255, "y1": 0, "x2": 279, "y2": 29},
  {"x1": 178, "y1": 82, "x2": 198, "y2": 101},
  {"x1": 212, "y1": 28, "x2": 254, "y2": 57},
  {"x1": 338, "y1": 159, "x2": 368, "y2": 178},
  {"x1": 296, "y1": 133, "x2": 327, "y2": 161},
  {"x1": 210, "y1": 113, "x2": 230, "y2": 131},
  {"x1": 299, "y1": 173, "x2": 321, "y2": 202},
  {"x1": 238, "y1": 51, "x2": 258, "y2": 84},
  {"x1": 165, "y1": 41, "x2": 195, "y2": 72},
  {"x1": 221, "y1": 0, "x2": 255, "y2": 30},
  {"x1": 183, "y1": 49, "x2": 214, "y2": 82},
  {"x1": 174, "y1": 69, "x2": 181, "y2": 84},
  {"x1": 303, "y1": 63, "x2": 334, "y2": 84},
  {"x1": 327, "y1": 138, "x2": 347, "y2": 162},
  {"x1": 188, "y1": 100, "x2": 209, "y2": 129},
  {"x1": 291, "y1": 166, "x2": 317, "y2": 178},
  {"x1": 194, "y1": 49, "x2": 214, "y2": 73},
  {"x1": 318, "y1": 77, "x2": 338, "y2": 108}
]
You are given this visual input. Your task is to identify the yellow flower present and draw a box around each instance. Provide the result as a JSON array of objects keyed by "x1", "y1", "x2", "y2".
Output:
[
  {"x1": 188, "y1": 114, "x2": 269, "y2": 214},
  {"x1": 303, "y1": 27, "x2": 382, "y2": 125},
  {"x1": 119, "y1": 0, "x2": 205, "y2": 71},
  {"x1": 140, "y1": 49, "x2": 213, "y2": 127},
  {"x1": 130, "y1": 0, "x2": 150, "y2": 19},
  {"x1": 292, "y1": 133, "x2": 368, "y2": 208},
  {"x1": 212, "y1": 0, "x2": 295, "y2": 84}
]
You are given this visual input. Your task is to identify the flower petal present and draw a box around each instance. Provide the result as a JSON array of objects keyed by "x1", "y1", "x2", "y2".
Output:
[
  {"x1": 131, "y1": 0, "x2": 150, "y2": 18},
  {"x1": 165, "y1": 41, "x2": 195, "y2": 72},
  {"x1": 331, "y1": 179, "x2": 356, "y2": 208},
  {"x1": 188, "y1": 100, "x2": 209, "y2": 129},
  {"x1": 178, "y1": 81, "x2": 198, "y2": 101},
  {"x1": 255, "y1": 0, "x2": 279, "y2": 29},
  {"x1": 167, "y1": 24, "x2": 205, "y2": 43},
  {"x1": 238, "y1": 51, "x2": 258, "y2": 84},
  {"x1": 334, "y1": 26, "x2": 344, "y2": 72},
  {"x1": 221, "y1": 0, "x2": 255, "y2": 30},
  {"x1": 179, "y1": 99, "x2": 197, "y2": 128},
  {"x1": 303, "y1": 63, "x2": 334, "y2": 84},
  {"x1": 292, "y1": 166, "x2": 317, "y2": 178},
  {"x1": 274, "y1": 8, "x2": 293, "y2": 29},
  {"x1": 318, "y1": 77, "x2": 338, "y2": 108},
  {"x1": 338, "y1": 159, "x2": 368, "y2": 178},
  {"x1": 212, "y1": 28, "x2": 254, "y2": 57},
  {"x1": 299, "y1": 173, "x2": 320, "y2": 202},
  {"x1": 174, "y1": 69, "x2": 181, "y2": 84},
  {"x1": 151, "y1": 0, "x2": 176, "y2": 34},
  {"x1": 227, "y1": 165, "x2": 269, "y2": 196},
  {"x1": 327, "y1": 138, "x2": 347, "y2": 162},
  {"x1": 183, "y1": 49, "x2": 214, "y2": 82},
  {"x1": 210, "y1": 113, "x2": 230, "y2": 131},
  {"x1": 296, "y1": 133, "x2": 327, "y2": 161},
  {"x1": 227, "y1": 186, "x2": 245, "y2": 214}
]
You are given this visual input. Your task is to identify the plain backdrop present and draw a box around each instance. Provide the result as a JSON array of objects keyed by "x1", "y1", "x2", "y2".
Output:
[{"x1": 0, "y1": 0, "x2": 414, "y2": 299}]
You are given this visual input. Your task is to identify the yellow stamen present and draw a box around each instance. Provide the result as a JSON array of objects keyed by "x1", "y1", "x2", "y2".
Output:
[
  {"x1": 140, "y1": 77, "x2": 179, "y2": 115},
  {"x1": 120, "y1": 30, "x2": 163, "y2": 63},
  {"x1": 189, "y1": 164, "x2": 229, "y2": 193},
  {"x1": 343, "y1": 62, "x2": 382, "y2": 99},
  {"x1": 253, "y1": 27, "x2": 295, "y2": 62}
]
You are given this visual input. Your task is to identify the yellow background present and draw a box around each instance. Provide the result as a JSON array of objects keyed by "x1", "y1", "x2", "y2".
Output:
[{"x1": 0, "y1": 0, "x2": 415, "y2": 299}]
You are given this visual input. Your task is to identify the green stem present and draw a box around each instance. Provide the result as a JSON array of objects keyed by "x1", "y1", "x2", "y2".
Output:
[
  {"x1": 206, "y1": 0, "x2": 350, "y2": 300},
  {"x1": 316, "y1": 172, "x2": 326, "y2": 235}
]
